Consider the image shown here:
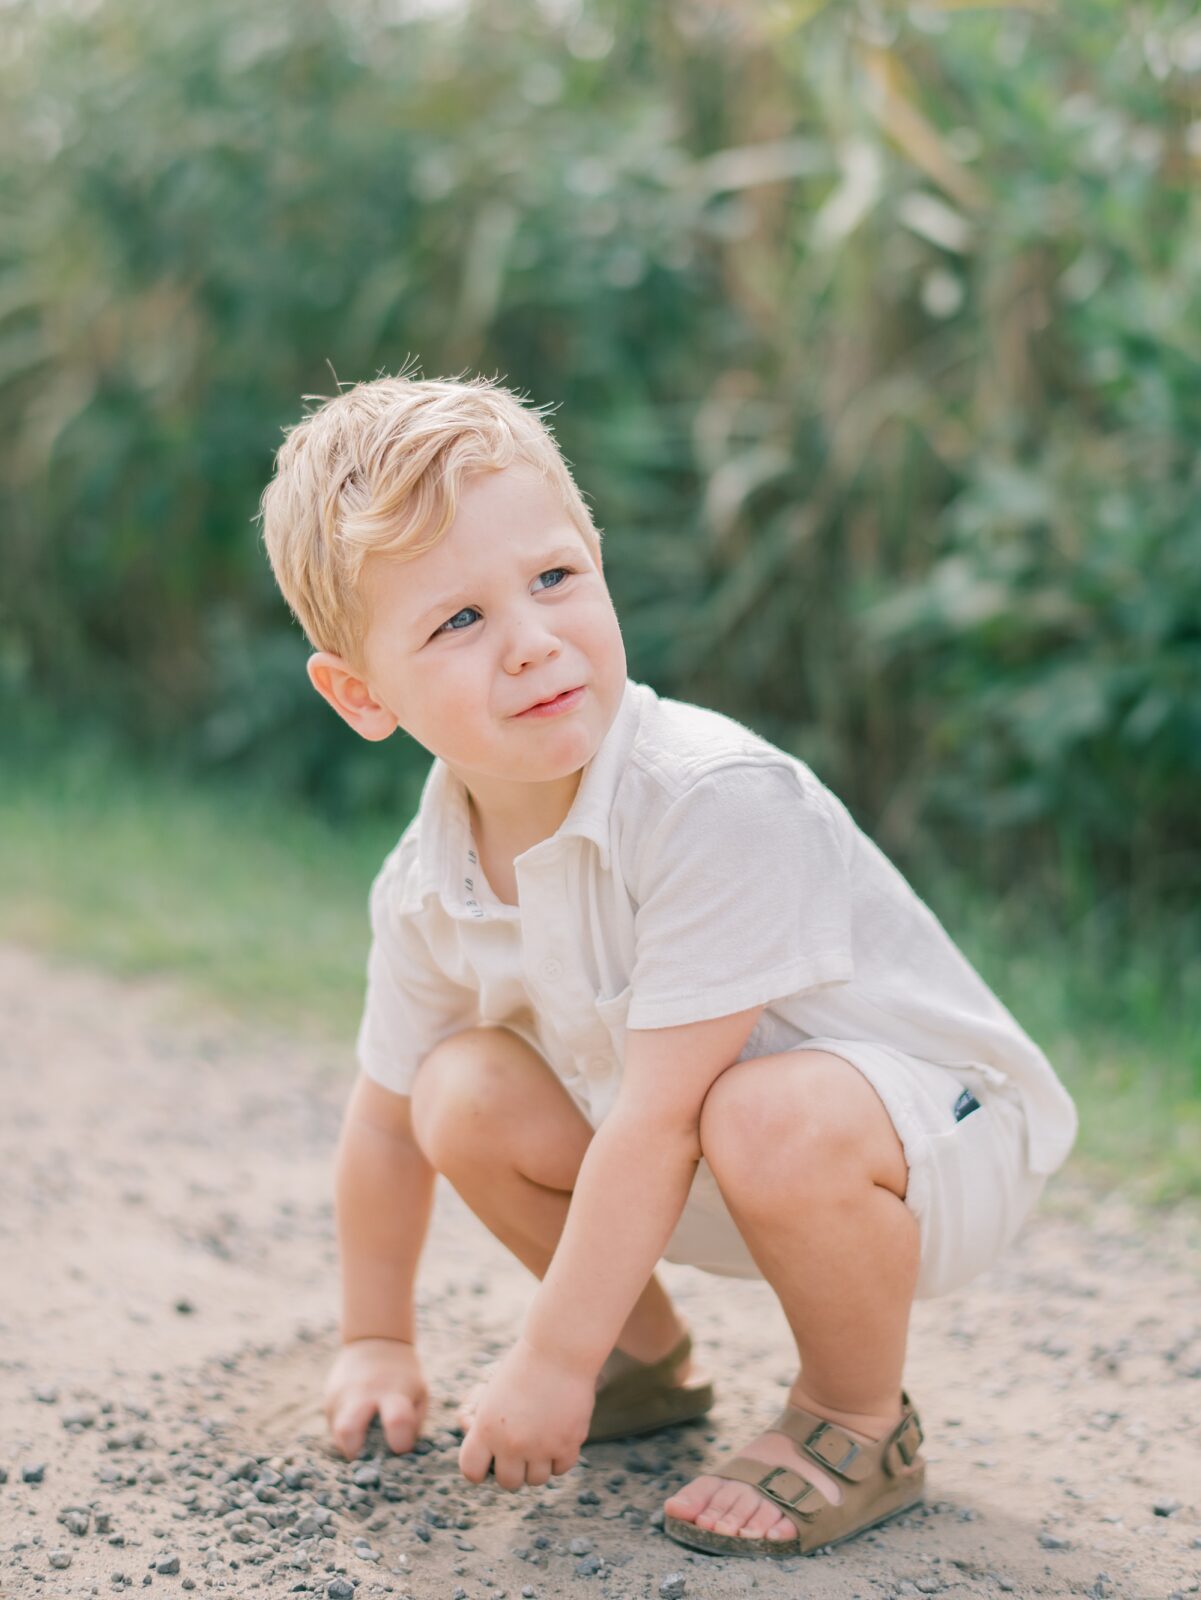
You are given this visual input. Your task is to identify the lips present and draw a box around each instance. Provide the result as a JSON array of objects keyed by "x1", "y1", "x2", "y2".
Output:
[{"x1": 516, "y1": 686, "x2": 583, "y2": 716}]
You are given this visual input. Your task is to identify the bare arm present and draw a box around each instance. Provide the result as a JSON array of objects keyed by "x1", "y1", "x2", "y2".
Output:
[
  {"x1": 336, "y1": 1071, "x2": 435, "y2": 1343},
  {"x1": 322, "y1": 1073, "x2": 436, "y2": 1460},
  {"x1": 521, "y1": 1004, "x2": 764, "y2": 1377}
]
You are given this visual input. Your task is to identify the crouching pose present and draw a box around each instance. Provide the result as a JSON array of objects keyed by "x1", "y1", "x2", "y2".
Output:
[{"x1": 258, "y1": 372, "x2": 1076, "y2": 1558}]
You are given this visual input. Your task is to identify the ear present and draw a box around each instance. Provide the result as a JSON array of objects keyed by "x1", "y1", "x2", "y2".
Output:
[{"x1": 307, "y1": 652, "x2": 399, "y2": 742}]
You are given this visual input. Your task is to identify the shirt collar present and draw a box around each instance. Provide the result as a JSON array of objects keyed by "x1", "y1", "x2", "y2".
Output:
[{"x1": 414, "y1": 678, "x2": 646, "y2": 915}]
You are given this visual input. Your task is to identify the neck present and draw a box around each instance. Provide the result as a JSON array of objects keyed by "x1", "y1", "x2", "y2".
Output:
[{"x1": 461, "y1": 767, "x2": 584, "y2": 859}]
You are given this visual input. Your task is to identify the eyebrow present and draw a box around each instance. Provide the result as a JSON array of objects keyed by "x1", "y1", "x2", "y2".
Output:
[{"x1": 413, "y1": 545, "x2": 586, "y2": 632}]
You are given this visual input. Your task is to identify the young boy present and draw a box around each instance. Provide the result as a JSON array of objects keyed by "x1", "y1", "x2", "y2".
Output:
[{"x1": 258, "y1": 372, "x2": 1076, "y2": 1558}]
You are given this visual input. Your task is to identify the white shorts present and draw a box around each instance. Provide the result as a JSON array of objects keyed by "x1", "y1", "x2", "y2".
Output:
[{"x1": 662, "y1": 1039, "x2": 1046, "y2": 1301}]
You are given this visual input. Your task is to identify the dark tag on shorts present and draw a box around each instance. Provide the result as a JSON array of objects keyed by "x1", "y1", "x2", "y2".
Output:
[{"x1": 953, "y1": 1088, "x2": 981, "y2": 1122}]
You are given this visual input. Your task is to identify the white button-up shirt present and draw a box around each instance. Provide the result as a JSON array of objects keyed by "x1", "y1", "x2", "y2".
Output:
[{"x1": 357, "y1": 679, "x2": 1076, "y2": 1175}]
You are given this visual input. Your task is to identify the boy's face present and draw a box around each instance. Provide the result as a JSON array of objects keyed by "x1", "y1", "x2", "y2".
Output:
[{"x1": 347, "y1": 463, "x2": 627, "y2": 792}]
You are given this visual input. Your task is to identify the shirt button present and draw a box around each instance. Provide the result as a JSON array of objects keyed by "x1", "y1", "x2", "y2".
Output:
[{"x1": 540, "y1": 957, "x2": 563, "y2": 981}]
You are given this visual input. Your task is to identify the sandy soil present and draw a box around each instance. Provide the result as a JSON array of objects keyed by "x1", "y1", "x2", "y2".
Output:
[{"x1": 2, "y1": 942, "x2": 1199, "y2": 1600}]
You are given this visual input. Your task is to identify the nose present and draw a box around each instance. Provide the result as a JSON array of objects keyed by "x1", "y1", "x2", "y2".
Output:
[{"x1": 501, "y1": 598, "x2": 561, "y2": 675}]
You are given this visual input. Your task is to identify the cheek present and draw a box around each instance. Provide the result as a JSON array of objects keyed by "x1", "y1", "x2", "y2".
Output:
[
  {"x1": 582, "y1": 596, "x2": 626, "y2": 668},
  {"x1": 574, "y1": 589, "x2": 621, "y2": 640}
]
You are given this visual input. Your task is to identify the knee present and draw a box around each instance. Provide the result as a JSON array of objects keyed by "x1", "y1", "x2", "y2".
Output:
[
  {"x1": 409, "y1": 1026, "x2": 530, "y2": 1173},
  {"x1": 698, "y1": 1053, "x2": 872, "y2": 1205}
]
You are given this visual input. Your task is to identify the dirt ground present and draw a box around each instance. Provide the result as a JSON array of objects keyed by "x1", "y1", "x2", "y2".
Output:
[{"x1": 2, "y1": 942, "x2": 1198, "y2": 1600}]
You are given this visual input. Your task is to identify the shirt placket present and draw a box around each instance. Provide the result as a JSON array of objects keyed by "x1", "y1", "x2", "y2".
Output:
[{"x1": 520, "y1": 844, "x2": 621, "y2": 1120}]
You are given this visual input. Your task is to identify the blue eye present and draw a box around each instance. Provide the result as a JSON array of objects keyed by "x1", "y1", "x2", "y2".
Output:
[
  {"x1": 534, "y1": 567, "x2": 571, "y2": 590},
  {"x1": 438, "y1": 607, "x2": 479, "y2": 634},
  {"x1": 432, "y1": 568, "x2": 573, "y2": 638}
]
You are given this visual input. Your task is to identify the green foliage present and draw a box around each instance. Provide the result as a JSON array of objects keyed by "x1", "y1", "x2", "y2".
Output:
[
  {"x1": 2, "y1": 732, "x2": 1197, "y2": 1197},
  {"x1": 2, "y1": 0, "x2": 1199, "y2": 909}
]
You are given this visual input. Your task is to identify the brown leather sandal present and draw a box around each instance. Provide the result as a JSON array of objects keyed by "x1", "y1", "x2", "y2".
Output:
[
  {"x1": 663, "y1": 1391, "x2": 925, "y2": 1557},
  {"x1": 586, "y1": 1331, "x2": 715, "y2": 1444}
]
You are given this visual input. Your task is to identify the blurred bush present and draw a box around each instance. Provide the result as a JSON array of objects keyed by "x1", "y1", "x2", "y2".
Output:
[{"x1": 2, "y1": 0, "x2": 1199, "y2": 909}]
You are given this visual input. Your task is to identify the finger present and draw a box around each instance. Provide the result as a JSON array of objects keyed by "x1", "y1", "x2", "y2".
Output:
[
  {"x1": 455, "y1": 1386, "x2": 480, "y2": 1433},
  {"x1": 459, "y1": 1427, "x2": 493, "y2": 1486},
  {"x1": 492, "y1": 1453, "x2": 527, "y2": 1493},
  {"x1": 551, "y1": 1452, "x2": 577, "y2": 1478},
  {"x1": 525, "y1": 1459, "x2": 552, "y2": 1488},
  {"x1": 378, "y1": 1394, "x2": 419, "y2": 1455},
  {"x1": 411, "y1": 1385, "x2": 429, "y2": 1439},
  {"x1": 331, "y1": 1395, "x2": 377, "y2": 1461}
]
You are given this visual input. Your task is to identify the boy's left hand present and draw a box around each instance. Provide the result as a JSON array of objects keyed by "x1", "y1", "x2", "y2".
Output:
[{"x1": 459, "y1": 1336, "x2": 595, "y2": 1490}]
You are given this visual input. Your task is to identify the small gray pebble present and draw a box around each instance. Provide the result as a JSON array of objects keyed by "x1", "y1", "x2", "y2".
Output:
[
  {"x1": 568, "y1": 1538, "x2": 593, "y2": 1555},
  {"x1": 659, "y1": 1574, "x2": 687, "y2": 1599},
  {"x1": 575, "y1": 1554, "x2": 603, "y2": 1577},
  {"x1": 1038, "y1": 1532, "x2": 1071, "y2": 1550},
  {"x1": 155, "y1": 1555, "x2": 180, "y2": 1575},
  {"x1": 327, "y1": 1580, "x2": 356, "y2": 1600},
  {"x1": 453, "y1": 1590, "x2": 468, "y2": 1600},
  {"x1": 34, "y1": 1385, "x2": 60, "y2": 1404},
  {"x1": 48, "y1": 1550, "x2": 73, "y2": 1570},
  {"x1": 1152, "y1": 1497, "x2": 1182, "y2": 1517},
  {"x1": 522, "y1": 1589, "x2": 536, "y2": 1598},
  {"x1": 22, "y1": 1462, "x2": 46, "y2": 1483}
]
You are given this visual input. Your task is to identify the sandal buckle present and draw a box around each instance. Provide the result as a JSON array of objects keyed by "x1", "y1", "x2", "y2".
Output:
[
  {"x1": 893, "y1": 1413, "x2": 924, "y2": 1467},
  {"x1": 758, "y1": 1466, "x2": 818, "y2": 1513},
  {"x1": 803, "y1": 1421, "x2": 861, "y2": 1477}
]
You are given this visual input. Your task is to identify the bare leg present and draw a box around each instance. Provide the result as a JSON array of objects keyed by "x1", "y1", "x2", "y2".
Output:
[
  {"x1": 663, "y1": 1049, "x2": 919, "y2": 1544},
  {"x1": 409, "y1": 1025, "x2": 686, "y2": 1365}
]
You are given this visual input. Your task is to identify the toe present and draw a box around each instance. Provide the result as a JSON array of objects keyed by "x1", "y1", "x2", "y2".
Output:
[
  {"x1": 712, "y1": 1485, "x2": 764, "y2": 1537},
  {"x1": 694, "y1": 1479, "x2": 745, "y2": 1530},
  {"x1": 766, "y1": 1511, "x2": 799, "y2": 1543},
  {"x1": 738, "y1": 1495, "x2": 787, "y2": 1541},
  {"x1": 663, "y1": 1475, "x2": 720, "y2": 1524}
]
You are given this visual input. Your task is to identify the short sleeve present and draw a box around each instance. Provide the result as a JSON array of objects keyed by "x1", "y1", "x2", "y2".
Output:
[
  {"x1": 355, "y1": 869, "x2": 476, "y2": 1096},
  {"x1": 625, "y1": 764, "x2": 854, "y2": 1030}
]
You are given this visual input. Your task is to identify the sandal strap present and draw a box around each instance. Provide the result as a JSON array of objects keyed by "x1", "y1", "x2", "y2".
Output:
[
  {"x1": 763, "y1": 1390, "x2": 925, "y2": 1484},
  {"x1": 713, "y1": 1457, "x2": 823, "y2": 1523},
  {"x1": 883, "y1": 1402, "x2": 925, "y2": 1476},
  {"x1": 764, "y1": 1404, "x2": 873, "y2": 1483},
  {"x1": 595, "y1": 1331, "x2": 692, "y2": 1406}
]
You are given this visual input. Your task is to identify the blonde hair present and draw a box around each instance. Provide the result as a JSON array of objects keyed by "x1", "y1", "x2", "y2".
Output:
[{"x1": 258, "y1": 368, "x2": 602, "y2": 667}]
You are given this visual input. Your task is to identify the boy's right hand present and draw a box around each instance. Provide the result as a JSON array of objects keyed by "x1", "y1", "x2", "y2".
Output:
[{"x1": 323, "y1": 1337, "x2": 428, "y2": 1460}]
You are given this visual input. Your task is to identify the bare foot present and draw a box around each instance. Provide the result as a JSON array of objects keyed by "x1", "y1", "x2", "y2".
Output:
[{"x1": 663, "y1": 1397, "x2": 900, "y2": 1544}]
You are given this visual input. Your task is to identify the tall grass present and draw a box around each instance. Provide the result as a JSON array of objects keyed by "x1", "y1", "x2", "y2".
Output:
[
  {"x1": 2, "y1": 729, "x2": 1196, "y2": 1202},
  {"x1": 1, "y1": 0, "x2": 1198, "y2": 914}
]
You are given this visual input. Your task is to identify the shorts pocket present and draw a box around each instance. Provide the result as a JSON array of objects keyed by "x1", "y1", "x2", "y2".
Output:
[{"x1": 916, "y1": 1093, "x2": 1043, "y2": 1299}]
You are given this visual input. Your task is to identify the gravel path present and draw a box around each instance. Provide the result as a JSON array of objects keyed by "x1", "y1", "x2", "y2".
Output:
[{"x1": 2, "y1": 943, "x2": 1198, "y2": 1600}]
